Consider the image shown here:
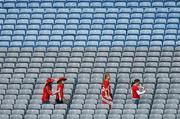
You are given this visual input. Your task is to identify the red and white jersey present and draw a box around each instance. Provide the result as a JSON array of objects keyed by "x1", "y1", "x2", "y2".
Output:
[
  {"x1": 56, "y1": 84, "x2": 64, "y2": 101},
  {"x1": 131, "y1": 85, "x2": 140, "y2": 99}
]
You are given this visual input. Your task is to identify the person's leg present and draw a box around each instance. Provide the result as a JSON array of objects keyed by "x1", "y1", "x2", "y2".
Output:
[
  {"x1": 136, "y1": 99, "x2": 139, "y2": 105},
  {"x1": 42, "y1": 101, "x2": 50, "y2": 104}
]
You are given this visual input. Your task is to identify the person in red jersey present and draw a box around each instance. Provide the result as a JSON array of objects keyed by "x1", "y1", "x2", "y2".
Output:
[
  {"x1": 42, "y1": 78, "x2": 54, "y2": 104},
  {"x1": 131, "y1": 79, "x2": 146, "y2": 105},
  {"x1": 54, "y1": 77, "x2": 67, "y2": 104},
  {"x1": 101, "y1": 72, "x2": 113, "y2": 108}
]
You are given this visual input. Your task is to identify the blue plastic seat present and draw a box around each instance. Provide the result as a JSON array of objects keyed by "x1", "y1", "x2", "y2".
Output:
[
  {"x1": 116, "y1": 24, "x2": 128, "y2": 29},
  {"x1": 156, "y1": 13, "x2": 167, "y2": 18},
  {"x1": 115, "y1": 2, "x2": 126, "y2": 7},
  {"x1": 80, "y1": 19, "x2": 91, "y2": 24},
  {"x1": 75, "y1": 35, "x2": 87, "y2": 41},
  {"x1": 163, "y1": 41, "x2": 175, "y2": 46},
  {"x1": 125, "y1": 41, "x2": 137, "y2": 46},
  {"x1": 28, "y1": 2, "x2": 40, "y2": 8},
  {"x1": 165, "y1": 35, "x2": 176, "y2": 41},
  {"x1": 153, "y1": 29, "x2": 164, "y2": 35},
  {"x1": 140, "y1": 30, "x2": 151, "y2": 35},
  {"x1": 12, "y1": 36, "x2": 24, "y2": 41},
  {"x1": 117, "y1": 19, "x2": 128, "y2": 24},
  {"x1": 36, "y1": 41, "x2": 48, "y2": 46},
  {"x1": 53, "y1": 2, "x2": 65, "y2": 7},
  {"x1": 69, "y1": 13, "x2": 80, "y2": 19},
  {"x1": 139, "y1": 2, "x2": 151, "y2": 7},
  {"x1": 74, "y1": 41, "x2": 86, "y2": 46},
  {"x1": 90, "y1": 2, "x2": 101, "y2": 7},
  {"x1": 6, "y1": 14, "x2": 17, "y2": 19},
  {"x1": 1, "y1": 30, "x2": 13, "y2": 35},
  {"x1": 17, "y1": 19, "x2": 28, "y2": 24},
  {"x1": 63, "y1": 35, "x2": 75, "y2": 41},
  {"x1": 164, "y1": 1, "x2": 176, "y2": 7},
  {"x1": 78, "y1": 2, "x2": 89, "y2": 7},
  {"x1": 37, "y1": 36, "x2": 49, "y2": 41},
  {"x1": 114, "y1": 35, "x2": 125, "y2": 41},
  {"x1": 139, "y1": 35, "x2": 150, "y2": 41},
  {"x1": 155, "y1": 19, "x2": 166, "y2": 24},
  {"x1": 4, "y1": 2, "x2": 15, "y2": 8},
  {"x1": 144, "y1": 13, "x2": 155, "y2": 18},
  {"x1": 131, "y1": 13, "x2": 142, "y2": 19},
  {"x1": 19, "y1": 9, "x2": 32, "y2": 13},
  {"x1": 25, "y1": 35, "x2": 36, "y2": 41},
  {"x1": 169, "y1": 8, "x2": 180, "y2": 13},
  {"x1": 101, "y1": 35, "x2": 112, "y2": 41},
  {"x1": 126, "y1": 35, "x2": 138, "y2": 41},
  {"x1": 10, "y1": 41, "x2": 22, "y2": 46},
  {"x1": 167, "y1": 24, "x2": 178, "y2": 29},
  {"x1": 41, "y1": 2, "x2": 52, "y2": 8},
  {"x1": 144, "y1": 8, "x2": 156, "y2": 13},
  {"x1": 154, "y1": 24, "x2": 165, "y2": 29},
  {"x1": 138, "y1": 41, "x2": 149, "y2": 46},
  {"x1": 99, "y1": 41, "x2": 111, "y2": 46},
  {"x1": 65, "y1": 2, "x2": 77, "y2": 7},
  {"x1": 120, "y1": 8, "x2": 131, "y2": 13},
  {"x1": 61, "y1": 41, "x2": 73, "y2": 47},
  {"x1": 48, "y1": 41, "x2": 60, "y2": 46},
  {"x1": 87, "y1": 41, "x2": 98, "y2": 46},
  {"x1": 129, "y1": 24, "x2": 140, "y2": 29},
  {"x1": 150, "y1": 41, "x2": 162, "y2": 46},
  {"x1": 0, "y1": 41, "x2": 9, "y2": 47},
  {"x1": 127, "y1": 2, "x2": 138, "y2": 7},
  {"x1": 3, "y1": 24, "x2": 14, "y2": 30},
  {"x1": 152, "y1": 2, "x2": 163, "y2": 7},
  {"x1": 16, "y1": 2, "x2": 28, "y2": 8},
  {"x1": 118, "y1": 13, "x2": 130, "y2": 19}
]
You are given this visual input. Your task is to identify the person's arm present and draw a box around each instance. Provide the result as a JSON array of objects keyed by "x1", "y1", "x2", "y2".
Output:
[
  {"x1": 136, "y1": 90, "x2": 146, "y2": 95},
  {"x1": 53, "y1": 89, "x2": 60, "y2": 95},
  {"x1": 46, "y1": 86, "x2": 52, "y2": 95}
]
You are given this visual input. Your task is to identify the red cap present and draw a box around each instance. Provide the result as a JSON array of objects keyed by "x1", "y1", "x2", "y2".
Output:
[
  {"x1": 57, "y1": 77, "x2": 67, "y2": 83},
  {"x1": 46, "y1": 77, "x2": 54, "y2": 84}
]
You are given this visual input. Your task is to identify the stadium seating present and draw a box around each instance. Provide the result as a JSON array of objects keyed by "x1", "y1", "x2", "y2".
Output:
[{"x1": 0, "y1": 0, "x2": 180, "y2": 119}]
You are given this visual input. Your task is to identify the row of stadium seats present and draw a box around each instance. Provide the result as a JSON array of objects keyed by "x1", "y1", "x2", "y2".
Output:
[
  {"x1": 0, "y1": 8, "x2": 180, "y2": 14},
  {"x1": 0, "y1": 1, "x2": 179, "y2": 8}
]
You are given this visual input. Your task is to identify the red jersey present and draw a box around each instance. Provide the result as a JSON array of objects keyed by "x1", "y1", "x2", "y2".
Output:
[
  {"x1": 101, "y1": 79, "x2": 112, "y2": 99},
  {"x1": 42, "y1": 85, "x2": 52, "y2": 103},
  {"x1": 131, "y1": 85, "x2": 140, "y2": 99},
  {"x1": 56, "y1": 84, "x2": 64, "y2": 101},
  {"x1": 101, "y1": 79, "x2": 112, "y2": 108}
]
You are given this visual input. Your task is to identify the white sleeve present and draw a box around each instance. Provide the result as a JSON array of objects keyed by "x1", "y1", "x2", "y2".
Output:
[{"x1": 137, "y1": 90, "x2": 146, "y2": 95}]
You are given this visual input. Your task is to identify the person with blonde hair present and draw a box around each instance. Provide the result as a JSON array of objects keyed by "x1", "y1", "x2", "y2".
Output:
[
  {"x1": 101, "y1": 72, "x2": 113, "y2": 108},
  {"x1": 54, "y1": 77, "x2": 67, "y2": 104}
]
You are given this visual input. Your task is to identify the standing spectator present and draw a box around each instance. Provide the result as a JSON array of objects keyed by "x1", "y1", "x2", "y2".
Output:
[
  {"x1": 131, "y1": 79, "x2": 146, "y2": 105},
  {"x1": 101, "y1": 72, "x2": 113, "y2": 108},
  {"x1": 54, "y1": 77, "x2": 67, "y2": 104},
  {"x1": 42, "y1": 78, "x2": 54, "y2": 104}
]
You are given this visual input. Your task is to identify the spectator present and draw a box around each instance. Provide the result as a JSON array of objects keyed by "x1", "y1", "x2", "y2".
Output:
[
  {"x1": 131, "y1": 79, "x2": 146, "y2": 105},
  {"x1": 42, "y1": 78, "x2": 54, "y2": 104},
  {"x1": 54, "y1": 77, "x2": 67, "y2": 104},
  {"x1": 101, "y1": 72, "x2": 113, "y2": 108}
]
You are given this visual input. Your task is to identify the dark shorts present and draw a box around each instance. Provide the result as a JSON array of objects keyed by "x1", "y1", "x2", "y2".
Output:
[
  {"x1": 56, "y1": 100, "x2": 63, "y2": 104},
  {"x1": 132, "y1": 99, "x2": 139, "y2": 105}
]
